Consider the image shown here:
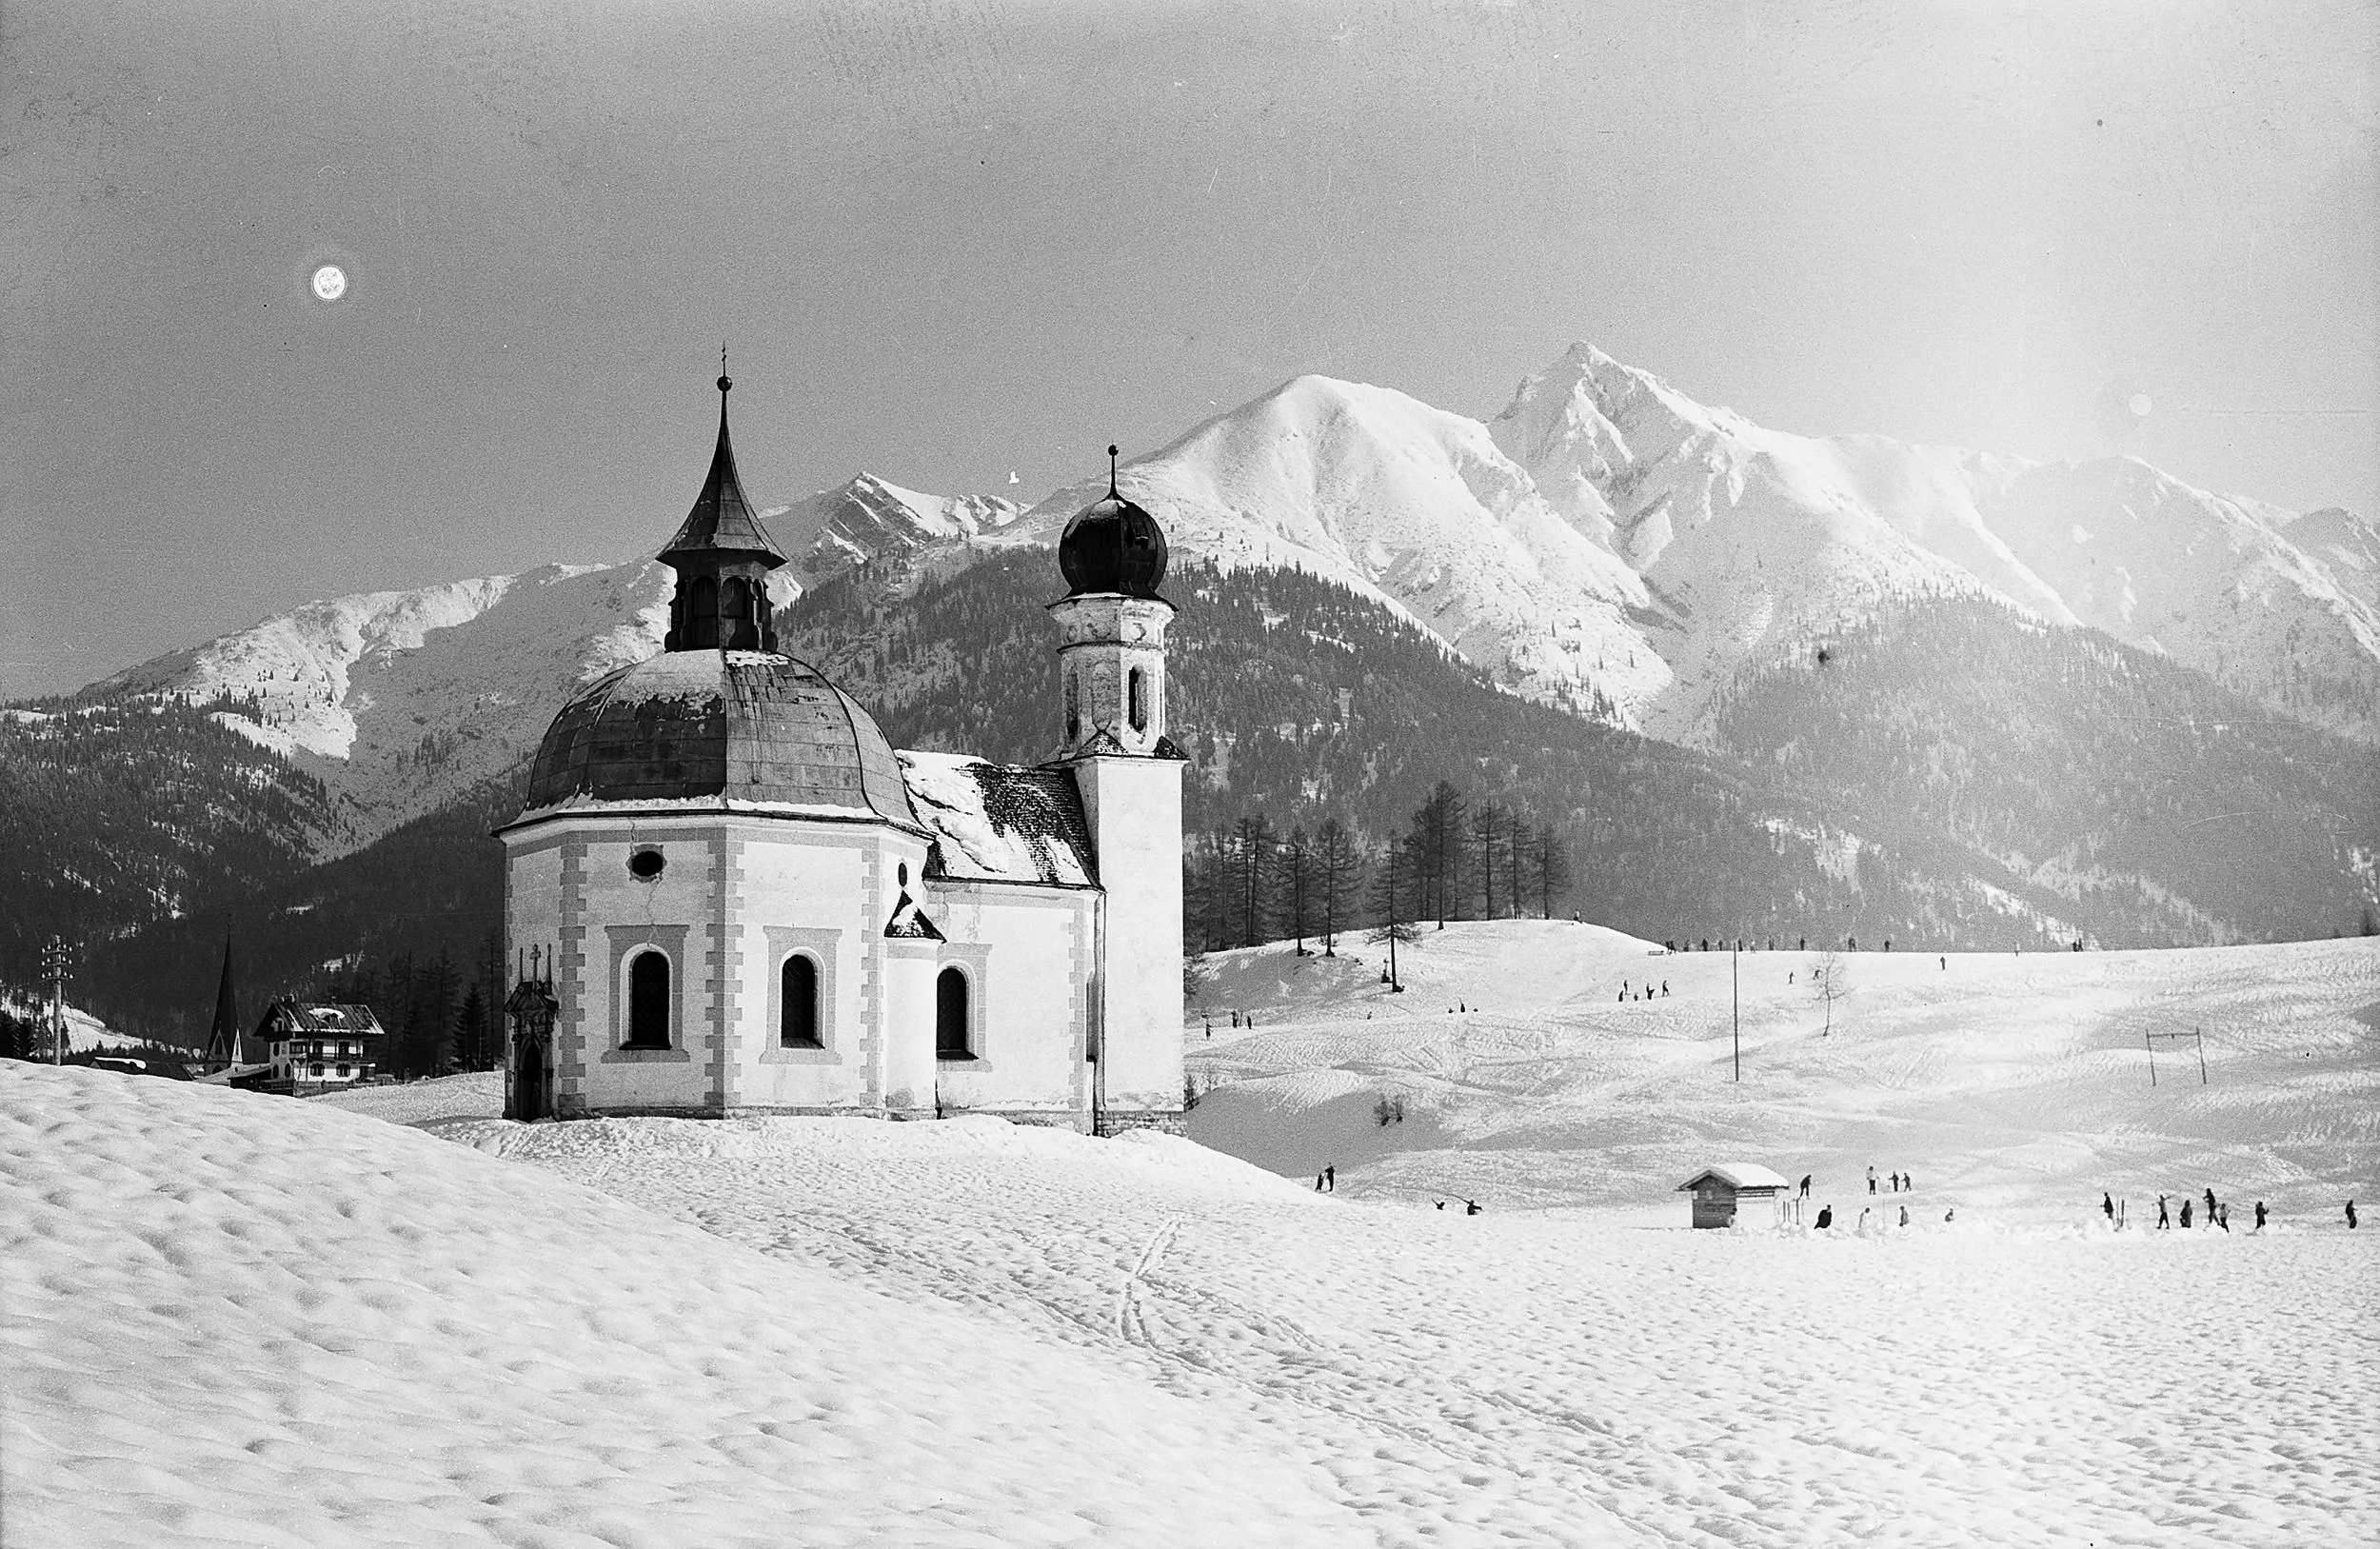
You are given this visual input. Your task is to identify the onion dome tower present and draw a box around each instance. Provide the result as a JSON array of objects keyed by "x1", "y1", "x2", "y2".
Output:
[
  {"x1": 1049, "y1": 447, "x2": 1177, "y2": 760},
  {"x1": 1047, "y1": 446, "x2": 1184, "y2": 1134},
  {"x1": 660, "y1": 359, "x2": 785, "y2": 652}
]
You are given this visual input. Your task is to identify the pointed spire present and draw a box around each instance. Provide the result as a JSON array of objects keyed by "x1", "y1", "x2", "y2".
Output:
[
  {"x1": 658, "y1": 358, "x2": 786, "y2": 567},
  {"x1": 206, "y1": 932, "x2": 241, "y2": 1070},
  {"x1": 1107, "y1": 443, "x2": 1120, "y2": 497}
]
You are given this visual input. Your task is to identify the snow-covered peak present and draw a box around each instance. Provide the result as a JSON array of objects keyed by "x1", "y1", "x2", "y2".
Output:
[{"x1": 767, "y1": 472, "x2": 1024, "y2": 586}]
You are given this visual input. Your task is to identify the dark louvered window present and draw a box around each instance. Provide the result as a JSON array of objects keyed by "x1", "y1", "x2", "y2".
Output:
[
  {"x1": 626, "y1": 951, "x2": 671, "y2": 1047},
  {"x1": 936, "y1": 967, "x2": 971, "y2": 1059},
  {"x1": 783, "y1": 955, "x2": 821, "y2": 1046}
]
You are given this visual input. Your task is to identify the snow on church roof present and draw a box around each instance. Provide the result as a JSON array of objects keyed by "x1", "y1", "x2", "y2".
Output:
[{"x1": 898, "y1": 752, "x2": 1097, "y2": 888}]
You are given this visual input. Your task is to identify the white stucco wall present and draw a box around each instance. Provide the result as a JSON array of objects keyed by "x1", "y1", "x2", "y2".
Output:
[
  {"x1": 1071, "y1": 756, "x2": 1185, "y2": 1116},
  {"x1": 924, "y1": 881, "x2": 1094, "y2": 1122}
]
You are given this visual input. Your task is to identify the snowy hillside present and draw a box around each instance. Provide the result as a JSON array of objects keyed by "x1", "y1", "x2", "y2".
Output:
[
  {"x1": 13, "y1": 928, "x2": 2376, "y2": 1546},
  {"x1": 1183, "y1": 922, "x2": 2380, "y2": 1221}
]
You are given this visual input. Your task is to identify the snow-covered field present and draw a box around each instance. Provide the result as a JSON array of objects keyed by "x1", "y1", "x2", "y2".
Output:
[{"x1": 7, "y1": 927, "x2": 2376, "y2": 1546}]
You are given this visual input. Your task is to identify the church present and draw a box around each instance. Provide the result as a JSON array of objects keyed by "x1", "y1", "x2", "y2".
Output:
[{"x1": 498, "y1": 368, "x2": 1185, "y2": 1133}]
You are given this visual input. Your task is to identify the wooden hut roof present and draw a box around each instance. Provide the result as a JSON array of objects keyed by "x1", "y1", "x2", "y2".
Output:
[{"x1": 1676, "y1": 1162, "x2": 1793, "y2": 1192}]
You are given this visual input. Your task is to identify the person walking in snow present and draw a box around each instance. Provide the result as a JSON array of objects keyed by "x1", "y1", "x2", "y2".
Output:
[
  {"x1": 1316, "y1": 1172, "x2": 1326, "y2": 1191},
  {"x1": 2253, "y1": 1201, "x2": 2267, "y2": 1231},
  {"x1": 1798, "y1": 1173, "x2": 1813, "y2": 1201},
  {"x1": 1435, "y1": 1201, "x2": 1446, "y2": 1210},
  {"x1": 1324, "y1": 1164, "x2": 1336, "y2": 1192},
  {"x1": 2216, "y1": 1203, "x2": 2230, "y2": 1232},
  {"x1": 1815, "y1": 1205, "x2": 1834, "y2": 1230},
  {"x1": 1661, "y1": 981, "x2": 1669, "y2": 997},
  {"x1": 2204, "y1": 1187, "x2": 2218, "y2": 1221},
  {"x1": 2103, "y1": 1192, "x2": 2115, "y2": 1223},
  {"x1": 1464, "y1": 1200, "x2": 1480, "y2": 1216},
  {"x1": 1868, "y1": 1166, "x2": 1877, "y2": 1195},
  {"x1": 2180, "y1": 1199, "x2": 2193, "y2": 1229},
  {"x1": 1899, "y1": 1204, "x2": 1909, "y2": 1228},
  {"x1": 2156, "y1": 1195, "x2": 2171, "y2": 1230},
  {"x1": 2347, "y1": 1200, "x2": 2357, "y2": 1229}
]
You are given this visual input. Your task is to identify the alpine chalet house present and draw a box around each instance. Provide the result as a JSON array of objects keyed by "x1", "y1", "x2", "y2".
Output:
[
  {"x1": 258, "y1": 999, "x2": 387, "y2": 1094},
  {"x1": 498, "y1": 368, "x2": 1186, "y2": 1132}
]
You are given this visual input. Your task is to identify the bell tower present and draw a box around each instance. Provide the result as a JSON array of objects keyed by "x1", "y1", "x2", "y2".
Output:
[
  {"x1": 1048, "y1": 447, "x2": 1174, "y2": 758},
  {"x1": 1048, "y1": 446, "x2": 1186, "y2": 1133},
  {"x1": 659, "y1": 354, "x2": 786, "y2": 653}
]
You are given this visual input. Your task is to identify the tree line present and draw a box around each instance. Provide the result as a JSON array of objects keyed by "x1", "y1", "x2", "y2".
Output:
[{"x1": 1188, "y1": 780, "x2": 1575, "y2": 953}]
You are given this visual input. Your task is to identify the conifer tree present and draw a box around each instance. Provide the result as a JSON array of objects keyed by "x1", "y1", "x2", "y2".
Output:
[
  {"x1": 1537, "y1": 827, "x2": 1574, "y2": 920},
  {"x1": 1316, "y1": 818, "x2": 1360, "y2": 956},
  {"x1": 1282, "y1": 827, "x2": 1318, "y2": 955}
]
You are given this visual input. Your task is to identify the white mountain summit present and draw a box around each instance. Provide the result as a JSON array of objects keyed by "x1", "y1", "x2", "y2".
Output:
[{"x1": 73, "y1": 347, "x2": 2379, "y2": 850}]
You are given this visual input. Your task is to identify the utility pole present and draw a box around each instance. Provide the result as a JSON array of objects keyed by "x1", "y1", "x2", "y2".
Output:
[
  {"x1": 1731, "y1": 938, "x2": 1740, "y2": 1082},
  {"x1": 43, "y1": 936, "x2": 69, "y2": 1065}
]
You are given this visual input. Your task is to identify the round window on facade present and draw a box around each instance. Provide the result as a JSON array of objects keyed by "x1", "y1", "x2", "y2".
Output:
[{"x1": 627, "y1": 848, "x2": 665, "y2": 881}]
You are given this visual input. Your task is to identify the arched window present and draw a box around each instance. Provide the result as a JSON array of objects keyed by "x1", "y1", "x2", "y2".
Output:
[
  {"x1": 626, "y1": 950, "x2": 671, "y2": 1047},
  {"x1": 936, "y1": 967, "x2": 971, "y2": 1059},
  {"x1": 1127, "y1": 667, "x2": 1147, "y2": 732},
  {"x1": 691, "y1": 574, "x2": 719, "y2": 621},
  {"x1": 782, "y1": 954, "x2": 820, "y2": 1046}
]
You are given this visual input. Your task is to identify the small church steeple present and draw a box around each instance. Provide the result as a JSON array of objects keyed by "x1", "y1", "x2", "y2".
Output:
[{"x1": 660, "y1": 354, "x2": 787, "y2": 653}]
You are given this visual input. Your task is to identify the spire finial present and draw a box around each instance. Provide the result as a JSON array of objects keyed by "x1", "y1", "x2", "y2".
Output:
[
  {"x1": 718, "y1": 343, "x2": 731, "y2": 396},
  {"x1": 1107, "y1": 443, "x2": 1120, "y2": 497}
]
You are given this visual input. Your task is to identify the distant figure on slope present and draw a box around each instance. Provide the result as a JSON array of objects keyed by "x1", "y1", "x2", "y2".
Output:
[
  {"x1": 2204, "y1": 1187, "x2": 2218, "y2": 1221},
  {"x1": 1316, "y1": 1173, "x2": 1326, "y2": 1192},
  {"x1": 1944, "y1": 1207, "x2": 1955, "y2": 1222},
  {"x1": 1798, "y1": 1174, "x2": 1813, "y2": 1201},
  {"x1": 2347, "y1": 1201, "x2": 2357, "y2": 1229},
  {"x1": 2216, "y1": 1203, "x2": 2230, "y2": 1232},
  {"x1": 2254, "y1": 1201, "x2": 2267, "y2": 1231},
  {"x1": 1940, "y1": 956, "x2": 1947, "y2": 970},
  {"x1": 2157, "y1": 1196, "x2": 2171, "y2": 1230},
  {"x1": 1435, "y1": 1201, "x2": 1446, "y2": 1210},
  {"x1": 1815, "y1": 1205, "x2": 1834, "y2": 1230},
  {"x1": 1464, "y1": 1200, "x2": 1480, "y2": 1216},
  {"x1": 1661, "y1": 982, "x2": 1669, "y2": 996},
  {"x1": 1899, "y1": 1204, "x2": 1909, "y2": 1228},
  {"x1": 1868, "y1": 1166, "x2": 1877, "y2": 1195},
  {"x1": 1324, "y1": 1164, "x2": 1336, "y2": 1192},
  {"x1": 2181, "y1": 1199, "x2": 2193, "y2": 1229},
  {"x1": 2103, "y1": 1193, "x2": 2115, "y2": 1223}
]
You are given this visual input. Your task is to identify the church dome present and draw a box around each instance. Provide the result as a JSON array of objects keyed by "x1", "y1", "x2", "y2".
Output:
[
  {"x1": 1058, "y1": 449, "x2": 1168, "y2": 599},
  {"x1": 521, "y1": 650, "x2": 920, "y2": 825}
]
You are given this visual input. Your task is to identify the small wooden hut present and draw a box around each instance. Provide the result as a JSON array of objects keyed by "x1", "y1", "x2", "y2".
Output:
[{"x1": 1676, "y1": 1162, "x2": 1792, "y2": 1229}]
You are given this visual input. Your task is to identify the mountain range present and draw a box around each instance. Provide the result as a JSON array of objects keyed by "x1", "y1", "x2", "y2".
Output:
[{"x1": 6, "y1": 343, "x2": 2374, "y2": 1034}]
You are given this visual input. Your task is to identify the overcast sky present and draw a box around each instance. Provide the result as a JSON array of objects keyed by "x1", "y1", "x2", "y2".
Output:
[{"x1": 4, "y1": 0, "x2": 2373, "y2": 700}]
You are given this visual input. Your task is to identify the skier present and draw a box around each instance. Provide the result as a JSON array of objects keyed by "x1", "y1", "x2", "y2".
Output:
[
  {"x1": 1815, "y1": 1205, "x2": 1834, "y2": 1230},
  {"x1": 1324, "y1": 1164, "x2": 1336, "y2": 1193},
  {"x1": 1464, "y1": 1200, "x2": 1480, "y2": 1216},
  {"x1": 1905, "y1": 1171, "x2": 1914, "y2": 1191},
  {"x1": 2347, "y1": 1200, "x2": 2358, "y2": 1229},
  {"x1": 1868, "y1": 1166, "x2": 1877, "y2": 1195},
  {"x1": 2181, "y1": 1199, "x2": 2193, "y2": 1228},
  {"x1": 2204, "y1": 1187, "x2": 2218, "y2": 1221},
  {"x1": 1798, "y1": 1173, "x2": 1813, "y2": 1201},
  {"x1": 2102, "y1": 1192, "x2": 2114, "y2": 1223},
  {"x1": 2156, "y1": 1195, "x2": 2171, "y2": 1230},
  {"x1": 2253, "y1": 1201, "x2": 2267, "y2": 1231}
]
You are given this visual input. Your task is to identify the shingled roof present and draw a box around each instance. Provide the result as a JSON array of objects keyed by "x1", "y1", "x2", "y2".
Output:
[
  {"x1": 658, "y1": 373, "x2": 786, "y2": 566},
  {"x1": 898, "y1": 751, "x2": 1098, "y2": 887}
]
